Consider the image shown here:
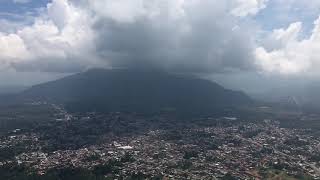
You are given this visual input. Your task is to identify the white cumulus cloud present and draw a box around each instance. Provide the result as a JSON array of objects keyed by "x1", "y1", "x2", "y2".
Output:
[
  {"x1": 0, "y1": 0, "x2": 99, "y2": 72},
  {"x1": 255, "y1": 16, "x2": 320, "y2": 75},
  {"x1": 231, "y1": 0, "x2": 268, "y2": 17}
]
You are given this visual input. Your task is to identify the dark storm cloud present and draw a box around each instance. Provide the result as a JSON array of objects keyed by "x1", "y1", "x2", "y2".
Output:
[
  {"x1": 11, "y1": 59, "x2": 86, "y2": 73},
  {"x1": 91, "y1": 1, "x2": 256, "y2": 73}
]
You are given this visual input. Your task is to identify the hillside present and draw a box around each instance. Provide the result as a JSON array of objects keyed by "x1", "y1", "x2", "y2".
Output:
[{"x1": 19, "y1": 69, "x2": 252, "y2": 115}]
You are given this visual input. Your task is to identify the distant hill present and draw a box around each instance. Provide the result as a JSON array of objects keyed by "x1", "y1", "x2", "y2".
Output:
[
  {"x1": 18, "y1": 69, "x2": 252, "y2": 115},
  {"x1": 254, "y1": 82, "x2": 320, "y2": 113},
  {"x1": 0, "y1": 86, "x2": 27, "y2": 95}
]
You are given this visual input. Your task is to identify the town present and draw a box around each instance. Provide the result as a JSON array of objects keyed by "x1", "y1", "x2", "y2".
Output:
[{"x1": 0, "y1": 105, "x2": 319, "y2": 179}]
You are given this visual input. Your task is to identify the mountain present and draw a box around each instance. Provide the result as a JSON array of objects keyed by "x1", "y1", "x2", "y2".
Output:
[
  {"x1": 255, "y1": 82, "x2": 320, "y2": 113},
  {"x1": 19, "y1": 69, "x2": 252, "y2": 115},
  {"x1": 0, "y1": 86, "x2": 27, "y2": 95}
]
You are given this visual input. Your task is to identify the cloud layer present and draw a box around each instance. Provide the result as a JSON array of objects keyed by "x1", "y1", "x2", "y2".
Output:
[
  {"x1": 255, "y1": 16, "x2": 320, "y2": 75},
  {"x1": 0, "y1": 0, "x2": 98, "y2": 72},
  {"x1": 0, "y1": 0, "x2": 267, "y2": 74},
  {"x1": 1, "y1": 0, "x2": 320, "y2": 77}
]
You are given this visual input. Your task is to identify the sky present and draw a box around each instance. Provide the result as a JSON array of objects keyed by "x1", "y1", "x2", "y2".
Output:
[{"x1": 0, "y1": 0, "x2": 320, "y2": 93}]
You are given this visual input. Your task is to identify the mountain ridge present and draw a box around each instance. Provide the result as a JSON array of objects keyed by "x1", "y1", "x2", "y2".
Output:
[{"x1": 18, "y1": 69, "x2": 253, "y2": 115}]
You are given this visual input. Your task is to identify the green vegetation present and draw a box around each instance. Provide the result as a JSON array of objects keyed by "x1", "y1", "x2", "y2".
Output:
[
  {"x1": 183, "y1": 150, "x2": 199, "y2": 159},
  {"x1": 0, "y1": 160, "x2": 120, "y2": 180},
  {"x1": 0, "y1": 104, "x2": 56, "y2": 134}
]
